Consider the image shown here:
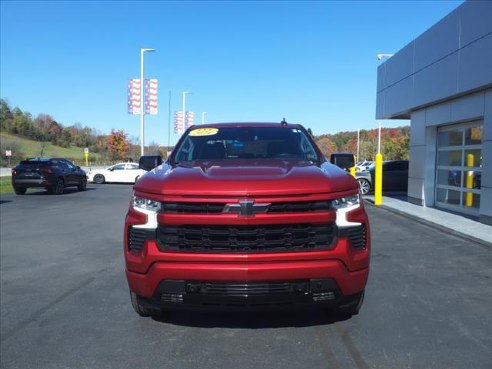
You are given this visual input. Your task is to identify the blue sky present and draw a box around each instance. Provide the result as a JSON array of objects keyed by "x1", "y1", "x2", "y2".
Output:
[{"x1": 1, "y1": 0, "x2": 463, "y2": 146}]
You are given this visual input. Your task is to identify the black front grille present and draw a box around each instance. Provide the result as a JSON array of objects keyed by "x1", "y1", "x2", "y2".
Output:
[
  {"x1": 340, "y1": 225, "x2": 366, "y2": 249},
  {"x1": 160, "y1": 200, "x2": 332, "y2": 214},
  {"x1": 268, "y1": 201, "x2": 331, "y2": 213},
  {"x1": 189, "y1": 282, "x2": 301, "y2": 296},
  {"x1": 128, "y1": 227, "x2": 153, "y2": 253},
  {"x1": 162, "y1": 202, "x2": 226, "y2": 214},
  {"x1": 156, "y1": 223, "x2": 336, "y2": 253},
  {"x1": 154, "y1": 279, "x2": 341, "y2": 308}
]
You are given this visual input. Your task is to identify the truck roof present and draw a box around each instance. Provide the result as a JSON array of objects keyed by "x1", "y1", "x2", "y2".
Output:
[{"x1": 188, "y1": 122, "x2": 304, "y2": 129}]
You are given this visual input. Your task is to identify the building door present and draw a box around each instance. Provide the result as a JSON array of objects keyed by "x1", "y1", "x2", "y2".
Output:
[{"x1": 435, "y1": 121, "x2": 483, "y2": 215}]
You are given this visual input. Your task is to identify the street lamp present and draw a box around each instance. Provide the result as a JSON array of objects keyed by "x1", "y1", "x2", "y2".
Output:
[
  {"x1": 182, "y1": 91, "x2": 192, "y2": 130},
  {"x1": 140, "y1": 48, "x2": 156, "y2": 156},
  {"x1": 201, "y1": 112, "x2": 207, "y2": 124},
  {"x1": 356, "y1": 129, "x2": 360, "y2": 163}
]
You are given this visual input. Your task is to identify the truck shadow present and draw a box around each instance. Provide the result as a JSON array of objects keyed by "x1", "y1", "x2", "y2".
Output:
[{"x1": 152, "y1": 309, "x2": 352, "y2": 328}]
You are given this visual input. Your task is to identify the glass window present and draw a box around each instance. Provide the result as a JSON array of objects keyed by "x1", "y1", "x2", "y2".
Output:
[
  {"x1": 436, "y1": 188, "x2": 461, "y2": 205},
  {"x1": 464, "y1": 170, "x2": 481, "y2": 189},
  {"x1": 438, "y1": 129, "x2": 462, "y2": 147},
  {"x1": 435, "y1": 121, "x2": 483, "y2": 215},
  {"x1": 462, "y1": 192, "x2": 480, "y2": 209},
  {"x1": 437, "y1": 169, "x2": 461, "y2": 187},
  {"x1": 173, "y1": 126, "x2": 320, "y2": 163},
  {"x1": 463, "y1": 150, "x2": 482, "y2": 167},
  {"x1": 64, "y1": 160, "x2": 76, "y2": 170},
  {"x1": 112, "y1": 164, "x2": 126, "y2": 171},
  {"x1": 174, "y1": 137, "x2": 195, "y2": 162},
  {"x1": 465, "y1": 126, "x2": 482, "y2": 145},
  {"x1": 437, "y1": 150, "x2": 462, "y2": 166},
  {"x1": 56, "y1": 161, "x2": 69, "y2": 170},
  {"x1": 384, "y1": 161, "x2": 408, "y2": 171}
]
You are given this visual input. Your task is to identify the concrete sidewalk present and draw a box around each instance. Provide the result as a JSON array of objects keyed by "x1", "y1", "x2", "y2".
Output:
[{"x1": 364, "y1": 195, "x2": 492, "y2": 247}]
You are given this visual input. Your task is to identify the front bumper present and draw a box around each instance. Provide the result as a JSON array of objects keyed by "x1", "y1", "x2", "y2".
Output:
[
  {"x1": 126, "y1": 242, "x2": 369, "y2": 311},
  {"x1": 125, "y1": 195, "x2": 370, "y2": 311},
  {"x1": 132, "y1": 278, "x2": 366, "y2": 311},
  {"x1": 12, "y1": 178, "x2": 52, "y2": 188}
]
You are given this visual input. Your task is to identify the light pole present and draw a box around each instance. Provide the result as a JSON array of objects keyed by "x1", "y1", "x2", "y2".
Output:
[
  {"x1": 201, "y1": 112, "x2": 207, "y2": 124},
  {"x1": 168, "y1": 90, "x2": 171, "y2": 151},
  {"x1": 182, "y1": 91, "x2": 192, "y2": 130},
  {"x1": 140, "y1": 48, "x2": 156, "y2": 156},
  {"x1": 356, "y1": 129, "x2": 360, "y2": 163}
]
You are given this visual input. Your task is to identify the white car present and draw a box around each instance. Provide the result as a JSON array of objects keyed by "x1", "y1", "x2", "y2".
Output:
[
  {"x1": 356, "y1": 161, "x2": 373, "y2": 172},
  {"x1": 87, "y1": 163, "x2": 146, "y2": 184}
]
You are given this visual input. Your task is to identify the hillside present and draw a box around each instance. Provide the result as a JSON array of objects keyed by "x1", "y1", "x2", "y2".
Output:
[{"x1": 1, "y1": 132, "x2": 102, "y2": 166}]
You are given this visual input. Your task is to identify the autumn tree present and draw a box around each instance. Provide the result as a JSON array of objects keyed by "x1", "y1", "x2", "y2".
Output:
[
  {"x1": 313, "y1": 126, "x2": 410, "y2": 161},
  {"x1": 315, "y1": 136, "x2": 336, "y2": 157},
  {"x1": 107, "y1": 129, "x2": 131, "y2": 161}
]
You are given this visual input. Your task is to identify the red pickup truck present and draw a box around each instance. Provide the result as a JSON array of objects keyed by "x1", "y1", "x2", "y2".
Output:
[{"x1": 124, "y1": 122, "x2": 370, "y2": 317}]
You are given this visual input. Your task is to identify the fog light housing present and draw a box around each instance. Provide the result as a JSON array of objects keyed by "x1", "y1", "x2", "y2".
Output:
[
  {"x1": 160, "y1": 293, "x2": 184, "y2": 303},
  {"x1": 312, "y1": 291, "x2": 336, "y2": 302}
]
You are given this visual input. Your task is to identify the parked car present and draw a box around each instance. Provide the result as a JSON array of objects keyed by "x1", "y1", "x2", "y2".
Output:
[
  {"x1": 87, "y1": 162, "x2": 146, "y2": 184},
  {"x1": 138, "y1": 155, "x2": 163, "y2": 171},
  {"x1": 356, "y1": 161, "x2": 373, "y2": 172},
  {"x1": 329, "y1": 152, "x2": 355, "y2": 172},
  {"x1": 356, "y1": 160, "x2": 409, "y2": 195},
  {"x1": 11, "y1": 157, "x2": 87, "y2": 195}
]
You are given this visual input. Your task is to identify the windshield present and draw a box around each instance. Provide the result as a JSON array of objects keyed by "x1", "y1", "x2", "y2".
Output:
[{"x1": 172, "y1": 126, "x2": 321, "y2": 163}]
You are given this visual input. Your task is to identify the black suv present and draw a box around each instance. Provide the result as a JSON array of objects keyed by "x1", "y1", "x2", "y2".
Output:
[
  {"x1": 11, "y1": 158, "x2": 87, "y2": 195},
  {"x1": 355, "y1": 160, "x2": 409, "y2": 195},
  {"x1": 138, "y1": 155, "x2": 163, "y2": 171}
]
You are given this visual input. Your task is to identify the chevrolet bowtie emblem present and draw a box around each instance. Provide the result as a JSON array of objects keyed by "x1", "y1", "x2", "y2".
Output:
[{"x1": 223, "y1": 200, "x2": 270, "y2": 217}]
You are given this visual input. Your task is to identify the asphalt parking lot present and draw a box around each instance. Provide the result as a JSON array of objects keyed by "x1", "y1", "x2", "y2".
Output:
[{"x1": 1, "y1": 185, "x2": 491, "y2": 369}]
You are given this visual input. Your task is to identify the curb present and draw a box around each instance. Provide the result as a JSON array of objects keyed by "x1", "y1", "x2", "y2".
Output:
[{"x1": 364, "y1": 199, "x2": 492, "y2": 249}]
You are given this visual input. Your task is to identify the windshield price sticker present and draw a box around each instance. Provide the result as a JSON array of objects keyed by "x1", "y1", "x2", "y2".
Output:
[{"x1": 189, "y1": 128, "x2": 219, "y2": 137}]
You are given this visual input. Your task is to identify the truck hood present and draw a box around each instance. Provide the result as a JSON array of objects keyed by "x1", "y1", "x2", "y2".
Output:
[{"x1": 134, "y1": 160, "x2": 358, "y2": 196}]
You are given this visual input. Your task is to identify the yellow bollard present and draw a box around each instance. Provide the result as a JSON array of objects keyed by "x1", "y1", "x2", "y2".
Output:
[
  {"x1": 374, "y1": 153, "x2": 383, "y2": 205},
  {"x1": 465, "y1": 154, "x2": 474, "y2": 207},
  {"x1": 350, "y1": 166, "x2": 356, "y2": 177},
  {"x1": 84, "y1": 153, "x2": 89, "y2": 167}
]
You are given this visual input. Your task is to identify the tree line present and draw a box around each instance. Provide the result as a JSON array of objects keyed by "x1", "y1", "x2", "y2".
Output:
[
  {"x1": 314, "y1": 126, "x2": 410, "y2": 162},
  {"x1": 1, "y1": 98, "x2": 410, "y2": 166},
  {"x1": 0, "y1": 99, "x2": 167, "y2": 165}
]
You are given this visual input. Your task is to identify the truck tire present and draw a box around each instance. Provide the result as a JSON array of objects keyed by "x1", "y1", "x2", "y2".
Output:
[{"x1": 14, "y1": 187, "x2": 27, "y2": 195}]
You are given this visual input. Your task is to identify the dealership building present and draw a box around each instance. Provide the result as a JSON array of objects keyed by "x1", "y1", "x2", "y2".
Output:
[{"x1": 376, "y1": 0, "x2": 492, "y2": 225}]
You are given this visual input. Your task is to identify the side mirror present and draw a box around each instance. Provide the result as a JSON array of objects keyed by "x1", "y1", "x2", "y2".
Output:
[
  {"x1": 108, "y1": 167, "x2": 113, "y2": 171},
  {"x1": 330, "y1": 153, "x2": 355, "y2": 171}
]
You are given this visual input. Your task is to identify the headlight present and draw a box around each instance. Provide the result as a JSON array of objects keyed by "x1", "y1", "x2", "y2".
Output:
[
  {"x1": 133, "y1": 196, "x2": 161, "y2": 212},
  {"x1": 332, "y1": 194, "x2": 360, "y2": 209}
]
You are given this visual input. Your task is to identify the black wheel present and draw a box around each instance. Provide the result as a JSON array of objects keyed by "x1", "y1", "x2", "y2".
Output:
[
  {"x1": 14, "y1": 187, "x2": 27, "y2": 195},
  {"x1": 93, "y1": 174, "x2": 105, "y2": 184},
  {"x1": 52, "y1": 178, "x2": 64, "y2": 195},
  {"x1": 357, "y1": 178, "x2": 371, "y2": 195},
  {"x1": 78, "y1": 178, "x2": 87, "y2": 191},
  {"x1": 130, "y1": 291, "x2": 161, "y2": 317},
  {"x1": 333, "y1": 290, "x2": 365, "y2": 316}
]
